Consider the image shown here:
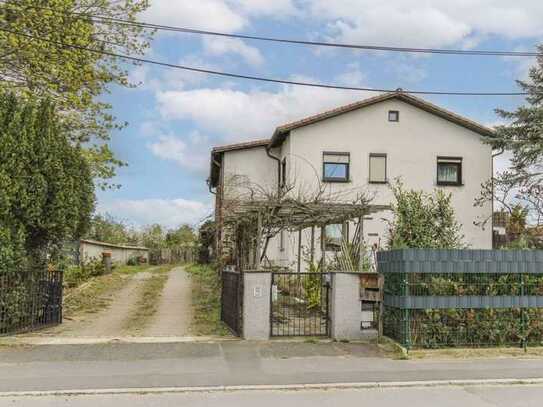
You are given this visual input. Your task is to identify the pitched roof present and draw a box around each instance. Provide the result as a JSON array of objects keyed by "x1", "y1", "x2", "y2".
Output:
[
  {"x1": 269, "y1": 91, "x2": 495, "y2": 147},
  {"x1": 212, "y1": 139, "x2": 270, "y2": 154},
  {"x1": 209, "y1": 139, "x2": 271, "y2": 188}
]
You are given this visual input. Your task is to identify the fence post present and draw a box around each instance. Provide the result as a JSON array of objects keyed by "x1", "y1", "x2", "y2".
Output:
[
  {"x1": 330, "y1": 272, "x2": 375, "y2": 341},
  {"x1": 403, "y1": 273, "x2": 411, "y2": 350},
  {"x1": 242, "y1": 270, "x2": 271, "y2": 340},
  {"x1": 521, "y1": 273, "x2": 527, "y2": 352}
]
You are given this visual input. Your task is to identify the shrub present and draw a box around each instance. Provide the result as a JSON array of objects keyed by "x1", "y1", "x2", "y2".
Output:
[
  {"x1": 63, "y1": 259, "x2": 106, "y2": 288},
  {"x1": 387, "y1": 180, "x2": 464, "y2": 249}
]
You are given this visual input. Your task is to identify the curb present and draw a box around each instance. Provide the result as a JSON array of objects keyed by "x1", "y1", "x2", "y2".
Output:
[
  {"x1": 2, "y1": 378, "x2": 543, "y2": 398},
  {"x1": 0, "y1": 336, "x2": 239, "y2": 346}
]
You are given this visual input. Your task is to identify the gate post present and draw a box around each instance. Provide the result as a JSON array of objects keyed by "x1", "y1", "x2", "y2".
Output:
[
  {"x1": 330, "y1": 272, "x2": 374, "y2": 341},
  {"x1": 243, "y1": 271, "x2": 271, "y2": 340}
]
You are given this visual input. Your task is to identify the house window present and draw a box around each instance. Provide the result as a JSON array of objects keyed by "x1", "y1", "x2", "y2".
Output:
[
  {"x1": 281, "y1": 158, "x2": 287, "y2": 187},
  {"x1": 280, "y1": 230, "x2": 285, "y2": 252},
  {"x1": 437, "y1": 157, "x2": 462, "y2": 186},
  {"x1": 323, "y1": 223, "x2": 348, "y2": 251},
  {"x1": 323, "y1": 152, "x2": 350, "y2": 182},
  {"x1": 388, "y1": 110, "x2": 399, "y2": 122},
  {"x1": 369, "y1": 154, "x2": 387, "y2": 184}
]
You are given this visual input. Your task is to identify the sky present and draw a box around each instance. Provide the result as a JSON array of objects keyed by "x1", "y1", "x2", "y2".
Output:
[{"x1": 96, "y1": 0, "x2": 543, "y2": 229}]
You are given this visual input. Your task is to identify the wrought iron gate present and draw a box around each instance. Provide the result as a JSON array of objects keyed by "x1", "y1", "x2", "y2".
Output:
[
  {"x1": 270, "y1": 272, "x2": 330, "y2": 337},
  {"x1": 0, "y1": 269, "x2": 63, "y2": 336},
  {"x1": 220, "y1": 270, "x2": 243, "y2": 336}
]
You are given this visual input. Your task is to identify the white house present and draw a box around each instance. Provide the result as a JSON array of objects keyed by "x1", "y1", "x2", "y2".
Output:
[{"x1": 209, "y1": 91, "x2": 494, "y2": 269}]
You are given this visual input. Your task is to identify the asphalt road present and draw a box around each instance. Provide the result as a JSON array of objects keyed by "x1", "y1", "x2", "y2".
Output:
[
  {"x1": 2, "y1": 385, "x2": 543, "y2": 407},
  {"x1": 1, "y1": 341, "x2": 543, "y2": 393}
]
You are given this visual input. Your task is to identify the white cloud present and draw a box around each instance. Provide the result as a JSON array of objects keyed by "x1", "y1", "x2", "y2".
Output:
[
  {"x1": 128, "y1": 55, "x2": 220, "y2": 93},
  {"x1": 309, "y1": 1, "x2": 543, "y2": 48},
  {"x1": 203, "y1": 37, "x2": 264, "y2": 66},
  {"x1": 142, "y1": 0, "x2": 300, "y2": 34},
  {"x1": 335, "y1": 63, "x2": 366, "y2": 86},
  {"x1": 99, "y1": 198, "x2": 212, "y2": 228},
  {"x1": 148, "y1": 133, "x2": 210, "y2": 173},
  {"x1": 494, "y1": 151, "x2": 513, "y2": 174},
  {"x1": 142, "y1": 0, "x2": 246, "y2": 32},
  {"x1": 156, "y1": 79, "x2": 375, "y2": 141},
  {"x1": 229, "y1": 0, "x2": 299, "y2": 17}
]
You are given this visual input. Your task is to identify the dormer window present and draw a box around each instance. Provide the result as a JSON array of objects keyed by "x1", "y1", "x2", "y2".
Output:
[{"x1": 388, "y1": 110, "x2": 399, "y2": 122}]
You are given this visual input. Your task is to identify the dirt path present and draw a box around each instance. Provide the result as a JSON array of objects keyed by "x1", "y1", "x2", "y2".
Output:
[
  {"x1": 143, "y1": 267, "x2": 193, "y2": 337},
  {"x1": 64, "y1": 271, "x2": 154, "y2": 337}
]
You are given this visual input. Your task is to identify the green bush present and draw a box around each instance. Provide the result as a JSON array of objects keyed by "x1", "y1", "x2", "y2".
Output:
[
  {"x1": 63, "y1": 259, "x2": 106, "y2": 288},
  {"x1": 387, "y1": 180, "x2": 464, "y2": 249}
]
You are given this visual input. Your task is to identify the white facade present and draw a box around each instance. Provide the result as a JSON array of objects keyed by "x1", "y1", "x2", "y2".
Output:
[
  {"x1": 212, "y1": 94, "x2": 493, "y2": 269},
  {"x1": 79, "y1": 239, "x2": 149, "y2": 265}
]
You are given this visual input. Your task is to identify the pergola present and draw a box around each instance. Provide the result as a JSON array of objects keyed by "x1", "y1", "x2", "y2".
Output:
[{"x1": 223, "y1": 197, "x2": 390, "y2": 272}]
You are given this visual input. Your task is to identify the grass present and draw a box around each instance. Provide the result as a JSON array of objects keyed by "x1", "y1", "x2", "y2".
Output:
[
  {"x1": 378, "y1": 336, "x2": 410, "y2": 360},
  {"x1": 185, "y1": 263, "x2": 230, "y2": 336},
  {"x1": 62, "y1": 264, "x2": 157, "y2": 318},
  {"x1": 123, "y1": 272, "x2": 170, "y2": 333},
  {"x1": 408, "y1": 346, "x2": 543, "y2": 360}
]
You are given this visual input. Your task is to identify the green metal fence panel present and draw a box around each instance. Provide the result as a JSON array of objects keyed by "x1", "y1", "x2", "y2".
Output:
[{"x1": 379, "y1": 249, "x2": 543, "y2": 349}]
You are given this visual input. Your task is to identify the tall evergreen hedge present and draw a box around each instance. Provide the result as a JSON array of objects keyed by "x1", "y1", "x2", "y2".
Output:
[{"x1": 0, "y1": 92, "x2": 95, "y2": 271}]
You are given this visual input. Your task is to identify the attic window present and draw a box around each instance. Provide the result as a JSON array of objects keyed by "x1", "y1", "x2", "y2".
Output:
[{"x1": 388, "y1": 110, "x2": 399, "y2": 122}]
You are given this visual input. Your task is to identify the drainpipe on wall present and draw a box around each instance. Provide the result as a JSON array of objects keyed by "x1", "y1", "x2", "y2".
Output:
[
  {"x1": 265, "y1": 144, "x2": 282, "y2": 194},
  {"x1": 208, "y1": 157, "x2": 221, "y2": 195}
]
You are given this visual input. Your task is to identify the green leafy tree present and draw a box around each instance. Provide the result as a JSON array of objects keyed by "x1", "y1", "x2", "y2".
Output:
[
  {"x1": 0, "y1": 0, "x2": 153, "y2": 188},
  {"x1": 387, "y1": 180, "x2": 464, "y2": 249},
  {"x1": 0, "y1": 92, "x2": 95, "y2": 267},
  {"x1": 165, "y1": 225, "x2": 196, "y2": 248},
  {"x1": 86, "y1": 213, "x2": 138, "y2": 245},
  {"x1": 140, "y1": 224, "x2": 166, "y2": 250}
]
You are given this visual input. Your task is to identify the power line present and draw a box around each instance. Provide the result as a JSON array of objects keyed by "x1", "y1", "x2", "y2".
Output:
[
  {"x1": 1, "y1": 1, "x2": 541, "y2": 58},
  {"x1": 0, "y1": 27, "x2": 528, "y2": 96}
]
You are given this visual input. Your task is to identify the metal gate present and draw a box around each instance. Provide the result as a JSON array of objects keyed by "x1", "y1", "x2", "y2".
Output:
[
  {"x1": 270, "y1": 272, "x2": 330, "y2": 337},
  {"x1": 220, "y1": 270, "x2": 243, "y2": 336},
  {"x1": 1, "y1": 269, "x2": 63, "y2": 336}
]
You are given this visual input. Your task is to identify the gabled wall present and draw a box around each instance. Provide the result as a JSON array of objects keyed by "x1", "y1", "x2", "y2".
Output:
[{"x1": 284, "y1": 98, "x2": 492, "y2": 251}]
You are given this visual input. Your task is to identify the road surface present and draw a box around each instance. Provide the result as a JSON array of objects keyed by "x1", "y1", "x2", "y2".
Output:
[
  {"x1": 2, "y1": 385, "x2": 543, "y2": 407},
  {"x1": 1, "y1": 341, "x2": 543, "y2": 393}
]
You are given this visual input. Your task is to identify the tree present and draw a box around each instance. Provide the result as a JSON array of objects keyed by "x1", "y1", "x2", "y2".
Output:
[
  {"x1": 482, "y1": 44, "x2": 543, "y2": 222},
  {"x1": 0, "y1": 92, "x2": 95, "y2": 267},
  {"x1": 140, "y1": 224, "x2": 165, "y2": 250},
  {"x1": 86, "y1": 213, "x2": 138, "y2": 245},
  {"x1": 0, "y1": 1, "x2": 153, "y2": 188},
  {"x1": 165, "y1": 225, "x2": 196, "y2": 248},
  {"x1": 387, "y1": 181, "x2": 464, "y2": 249}
]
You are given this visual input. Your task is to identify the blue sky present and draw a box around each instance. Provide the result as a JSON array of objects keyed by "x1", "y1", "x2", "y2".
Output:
[{"x1": 96, "y1": 0, "x2": 543, "y2": 229}]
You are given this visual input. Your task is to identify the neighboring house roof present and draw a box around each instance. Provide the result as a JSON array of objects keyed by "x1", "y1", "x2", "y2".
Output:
[
  {"x1": 80, "y1": 239, "x2": 149, "y2": 251},
  {"x1": 269, "y1": 91, "x2": 495, "y2": 147}
]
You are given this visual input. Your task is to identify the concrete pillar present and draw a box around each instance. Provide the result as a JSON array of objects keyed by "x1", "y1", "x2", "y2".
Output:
[
  {"x1": 243, "y1": 271, "x2": 271, "y2": 340},
  {"x1": 330, "y1": 272, "x2": 373, "y2": 341}
]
